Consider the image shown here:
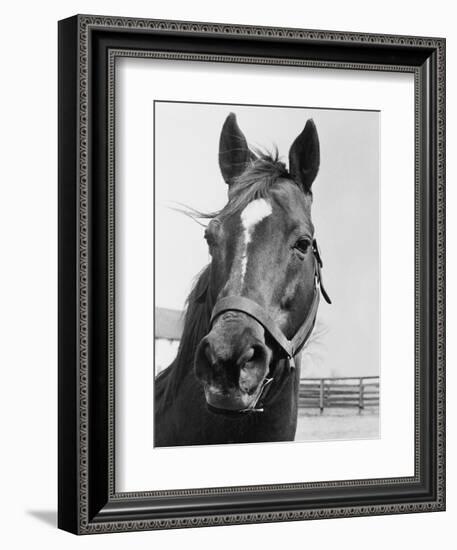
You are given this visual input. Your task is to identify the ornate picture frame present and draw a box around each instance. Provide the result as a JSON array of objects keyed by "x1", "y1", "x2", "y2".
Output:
[{"x1": 58, "y1": 14, "x2": 445, "y2": 534}]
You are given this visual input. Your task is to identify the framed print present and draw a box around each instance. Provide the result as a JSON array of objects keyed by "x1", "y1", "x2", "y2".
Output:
[{"x1": 58, "y1": 14, "x2": 446, "y2": 534}]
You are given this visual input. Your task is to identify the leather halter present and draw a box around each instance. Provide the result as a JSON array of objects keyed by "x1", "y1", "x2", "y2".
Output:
[
  {"x1": 208, "y1": 240, "x2": 331, "y2": 414},
  {"x1": 210, "y1": 239, "x2": 331, "y2": 369}
]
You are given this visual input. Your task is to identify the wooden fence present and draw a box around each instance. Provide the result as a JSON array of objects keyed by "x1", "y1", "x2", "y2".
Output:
[{"x1": 299, "y1": 376, "x2": 379, "y2": 413}]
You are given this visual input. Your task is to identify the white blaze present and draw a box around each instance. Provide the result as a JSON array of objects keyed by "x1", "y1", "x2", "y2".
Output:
[{"x1": 239, "y1": 199, "x2": 272, "y2": 284}]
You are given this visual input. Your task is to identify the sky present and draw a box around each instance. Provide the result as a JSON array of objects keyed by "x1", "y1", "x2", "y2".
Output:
[{"x1": 154, "y1": 102, "x2": 380, "y2": 377}]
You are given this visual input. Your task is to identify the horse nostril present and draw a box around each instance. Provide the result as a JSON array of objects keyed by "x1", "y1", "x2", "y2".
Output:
[
  {"x1": 204, "y1": 342, "x2": 214, "y2": 366},
  {"x1": 240, "y1": 344, "x2": 267, "y2": 368},
  {"x1": 238, "y1": 346, "x2": 255, "y2": 366},
  {"x1": 238, "y1": 343, "x2": 269, "y2": 392},
  {"x1": 194, "y1": 338, "x2": 213, "y2": 382}
]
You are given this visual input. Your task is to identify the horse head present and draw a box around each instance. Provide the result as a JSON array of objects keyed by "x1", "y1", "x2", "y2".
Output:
[{"x1": 194, "y1": 113, "x2": 329, "y2": 413}]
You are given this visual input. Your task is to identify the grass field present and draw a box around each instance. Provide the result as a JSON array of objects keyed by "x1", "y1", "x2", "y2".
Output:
[{"x1": 295, "y1": 407, "x2": 380, "y2": 442}]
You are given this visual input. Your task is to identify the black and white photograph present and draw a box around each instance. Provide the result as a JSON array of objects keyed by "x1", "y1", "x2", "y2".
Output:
[{"x1": 153, "y1": 101, "x2": 380, "y2": 447}]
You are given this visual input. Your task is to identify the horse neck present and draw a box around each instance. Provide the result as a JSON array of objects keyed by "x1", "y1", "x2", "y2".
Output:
[{"x1": 265, "y1": 354, "x2": 301, "y2": 406}]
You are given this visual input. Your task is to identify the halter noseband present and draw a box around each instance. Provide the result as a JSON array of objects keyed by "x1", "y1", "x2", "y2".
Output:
[{"x1": 208, "y1": 239, "x2": 331, "y2": 413}]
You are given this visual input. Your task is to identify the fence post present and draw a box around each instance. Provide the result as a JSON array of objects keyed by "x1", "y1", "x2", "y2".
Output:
[
  {"x1": 358, "y1": 378, "x2": 364, "y2": 414},
  {"x1": 319, "y1": 379, "x2": 324, "y2": 414}
]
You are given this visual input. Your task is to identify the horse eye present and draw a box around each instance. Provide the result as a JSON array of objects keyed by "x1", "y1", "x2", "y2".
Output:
[{"x1": 294, "y1": 237, "x2": 311, "y2": 255}]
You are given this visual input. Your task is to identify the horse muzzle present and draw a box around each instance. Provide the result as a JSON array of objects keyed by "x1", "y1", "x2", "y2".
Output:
[{"x1": 194, "y1": 312, "x2": 272, "y2": 413}]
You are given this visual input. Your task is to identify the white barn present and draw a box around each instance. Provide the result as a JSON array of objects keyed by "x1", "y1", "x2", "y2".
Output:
[{"x1": 155, "y1": 308, "x2": 183, "y2": 374}]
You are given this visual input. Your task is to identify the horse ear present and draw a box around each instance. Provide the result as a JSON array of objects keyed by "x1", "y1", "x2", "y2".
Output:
[
  {"x1": 289, "y1": 119, "x2": 320, "y2": 193},
  {"x1": 219, "y1": 113, "x2": 253, "y2": 186}
]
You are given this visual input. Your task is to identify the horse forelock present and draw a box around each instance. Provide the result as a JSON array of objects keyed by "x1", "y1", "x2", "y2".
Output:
[
  {"x1": 180, "y1": 150, "x2": 306, "y2": 225},
  {"x1": 221, "y1": 150, "x2": 294, "y2": 220}
]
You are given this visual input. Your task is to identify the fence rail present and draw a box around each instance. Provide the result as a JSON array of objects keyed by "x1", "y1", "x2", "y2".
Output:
[{"x1": 299, "y1": 376, "x2": 379, "y2": 413}]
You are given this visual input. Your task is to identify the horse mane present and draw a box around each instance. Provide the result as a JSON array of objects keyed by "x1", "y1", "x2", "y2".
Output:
[
  {"x1": 157, "y1": 264, "x2": 214, "y2": 407},
  {"x1": 158, "y1": 149, "x2": 298, "y2": 407}
]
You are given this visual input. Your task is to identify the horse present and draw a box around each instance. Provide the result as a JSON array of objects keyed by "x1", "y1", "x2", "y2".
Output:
[{"x1": 154, "y1": 113, "x2": 331, "y2": 446}]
